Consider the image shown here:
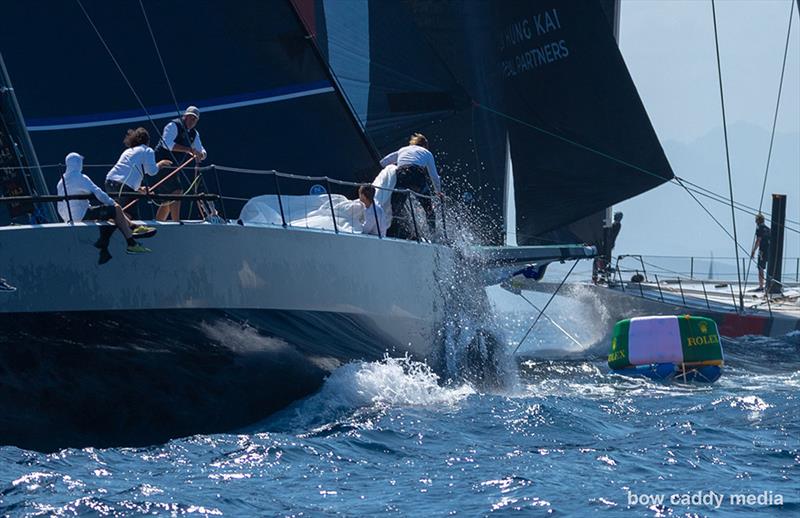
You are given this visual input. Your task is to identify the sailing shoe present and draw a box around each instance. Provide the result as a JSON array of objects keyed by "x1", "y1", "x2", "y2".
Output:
[
  {"x1": 132, "y1": 225, "x2": 157, "y2": 239},
  {"x1": 0, "y1": 278, "x2": 17, "y2": 292},
  {"x1": 126, "y1": 243, "x2": 152, "y2": 255},
  {"x1": 98, "y1": 249, "x2": 113, "y2": 265}
]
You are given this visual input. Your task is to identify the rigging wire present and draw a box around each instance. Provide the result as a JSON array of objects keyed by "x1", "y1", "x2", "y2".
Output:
[
  {"x1": 74, "y1": 0, "x2": 163, "y2": 140},
  {"x1": 757, "y1": 0, "x2": 795, "y2": 214},
  {"x1": 474, "y1": 103, "x2": 670, "y2": 185},
  {"x1": 675, "y1": 179, "x2": 800, "y2": 235},
  {"x1": 512, "y1": 260, "x2": 579, "y2": 355},
  {"x1": 137, "y1": 0, "x2": 181, "y2": 117},
  {"x1": 473, "y1": 102, "x2": 800, "y2": 246},
  {"x1": 744, "y1": 0, "x2": 796, "y2": 288},
  {"x1": 676, "y1": 176, "x2": 800, "y2": 227},
  {"x1": 518, "y1": 292, "x2": 583, "y2": 347},
  {"x1": 711, "y1": 0, "x2": 744, "y2": 310},
  {"x1": 137, "y1": 0, "x2": 215, "y2": 216},
  {"x1": 674, "y1": 177, "x2": 752, "y2": 259}
]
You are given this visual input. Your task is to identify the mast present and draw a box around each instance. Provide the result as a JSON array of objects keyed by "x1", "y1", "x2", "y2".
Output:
[{"x1": 0, "y1": 52, "x2": 54, "y2": 222}]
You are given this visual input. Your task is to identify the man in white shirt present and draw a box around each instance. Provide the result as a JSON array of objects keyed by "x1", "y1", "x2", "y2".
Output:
[
  {"x1": 105, "y1": 127, "x2": 171, "y2": 220},
  {"x1": 154, "y1": 106, "x2": 208, "y2": 221},
  {"x1": 379, "y1": 133, "x2": 440, "y2": 239},
  {"x1": 359, "y1": 185, "x2": 387, "y2": 237},
  {"x1": 59, "y1": 152, "x2": 152, "y2": 263}
]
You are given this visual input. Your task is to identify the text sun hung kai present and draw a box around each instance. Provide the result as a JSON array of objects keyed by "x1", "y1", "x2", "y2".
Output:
[{"x1": 499, "y1": 8, "x2": 568, "y2": 77}]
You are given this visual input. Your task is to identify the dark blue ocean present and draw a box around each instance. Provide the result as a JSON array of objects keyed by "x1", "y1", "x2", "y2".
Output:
[{"x1": 1, "y1": 288, "x2": 798, "y2": 516}]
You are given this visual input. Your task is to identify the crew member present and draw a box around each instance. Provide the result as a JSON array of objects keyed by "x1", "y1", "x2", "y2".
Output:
[
  {"x1": 105, "y1": 127, "x2": 172, "y2": 220},
  {"x1": 59, "y1": 152, "x2": 152, "y2": 262},
  {"x1": 593, "y1": 212, "x2": 623, "y2": 284},
  {"x1": 359, "y1": 185, "x2": 388, "y2": 237},
  {"x1": 751, "y1": 213, "x2": 770, "y2": 292},
  {"x1": 154, "y1": 106, "x2": 207, "y2": 221},
  {"x1": 380, "y1": 133, "x2": 440, "y2": 239}
]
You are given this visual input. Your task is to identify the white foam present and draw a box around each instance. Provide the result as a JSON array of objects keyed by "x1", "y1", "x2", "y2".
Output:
[
  {"x1": 326, "y1": 355, "x2": 475, "y2": 408},
  {"x1": 265, "y1": 356, "x2": 475, "y2": 432}
]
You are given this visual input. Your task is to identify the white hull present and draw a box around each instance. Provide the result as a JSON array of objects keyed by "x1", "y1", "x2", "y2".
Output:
[
  {"x1": 0, "y1": 221, "x2": 463, "y2": 449},
  {"x1": 0, "y1": 221, "x2": 455, "y2": 362}
]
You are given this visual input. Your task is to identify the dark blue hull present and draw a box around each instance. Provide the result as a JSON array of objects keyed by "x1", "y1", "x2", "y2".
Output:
[{"x1": 0, "y1": 308, "x2": 406, "y2": 451}]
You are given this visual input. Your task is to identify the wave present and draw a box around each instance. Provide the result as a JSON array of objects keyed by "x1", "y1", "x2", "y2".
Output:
[{"x1": 258, "y1": 356, "x2": 475, "y2": 436}]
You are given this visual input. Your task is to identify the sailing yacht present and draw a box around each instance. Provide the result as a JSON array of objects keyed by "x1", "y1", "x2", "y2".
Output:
[{"x1": 0, "y1": 0, "x2": 671, "y2": 449}]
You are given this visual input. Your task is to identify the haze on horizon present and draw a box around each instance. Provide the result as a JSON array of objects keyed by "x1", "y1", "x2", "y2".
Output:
[{"x1": 616, "y1": 0, "x2": 799, "y2": 265}]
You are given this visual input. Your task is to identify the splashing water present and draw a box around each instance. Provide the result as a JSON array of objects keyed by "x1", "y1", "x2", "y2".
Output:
[
  {"x1": 432, "y1": 195, "x2": 518, "y2": 388},
  {"x1": 261, "y1": 355, "x2": 475, "y2": 435}
]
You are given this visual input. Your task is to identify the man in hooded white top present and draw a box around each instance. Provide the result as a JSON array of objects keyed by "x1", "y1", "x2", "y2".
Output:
[{"x1": 58, "y1": 152, "x2": 151, "y2": 262}]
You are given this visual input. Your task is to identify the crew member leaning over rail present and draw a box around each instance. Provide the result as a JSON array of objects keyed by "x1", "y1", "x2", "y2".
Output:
[
  {"x1": 380, "y1": 133, "x2": 440, "y2": 240},
  {"x1": 105, "y1": 127, "x2": 172, "y2": 221},
  {"x1": 57, "y1": 152, "x2": 152, "y2": 263}
]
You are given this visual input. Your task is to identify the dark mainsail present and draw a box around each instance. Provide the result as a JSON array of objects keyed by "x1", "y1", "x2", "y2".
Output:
[
  {"x1": 297, "y1": 0, "x2": 672, "y2": 246},
  {"x1": 293, "y1": 0, "x2": 508, "y2": 242},
  {"x1": 500, "y1": 0, "x2": 673, "y2": 242},
  {"x1": 0, "y1": 0, "x2": 671, "y2": 244},
  {"x1": 0, "y1": 0, "x2": 380, "y2": 216}
]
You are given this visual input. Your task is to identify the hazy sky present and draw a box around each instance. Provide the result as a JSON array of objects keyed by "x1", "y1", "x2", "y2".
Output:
[{"x1": 615, "y1": 0, "x2": 799, "y2": 262}]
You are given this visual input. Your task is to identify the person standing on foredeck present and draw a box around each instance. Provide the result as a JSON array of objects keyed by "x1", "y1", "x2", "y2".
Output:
[
  {"x1": 105, "y1": 127, "x2": 172, "y2": 221},
  {"x1": 751, "y1": 213, "x2": 771, "y2": 292},
  {"x1": 380, "y1": 133, "x2": 440, "y2": 239},
  {"x1": 154, "y1": 106, "x2": 207, "y2": 221}
]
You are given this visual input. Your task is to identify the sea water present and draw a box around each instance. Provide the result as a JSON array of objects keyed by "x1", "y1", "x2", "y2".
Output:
[{"x1": 1, "y1": 286, "x2": 797, "y2": 516}]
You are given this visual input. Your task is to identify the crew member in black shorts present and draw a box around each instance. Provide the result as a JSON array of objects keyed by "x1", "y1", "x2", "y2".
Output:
[
  {"x1": 154, "y1": 106, "x2": 207, "y2": 221},
  {"x1": 750, "y1": 213, "x2": 770, "y2": 291},
  {"x1": 379, "y1": 133, "x2": 441, "y2": 239}
]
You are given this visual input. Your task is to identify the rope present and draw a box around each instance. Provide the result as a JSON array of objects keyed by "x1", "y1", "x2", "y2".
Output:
[
  {"x1": 512, "y1": 260, "x2": 579, "y2": 355},
  {"x1": 711, "y1": 0, "x2": 744, "y2": 310}
]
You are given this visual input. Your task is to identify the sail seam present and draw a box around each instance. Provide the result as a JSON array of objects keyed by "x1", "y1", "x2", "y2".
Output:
[{"x1": 26, "y1": 86, "x2": 335, "y2": 131}]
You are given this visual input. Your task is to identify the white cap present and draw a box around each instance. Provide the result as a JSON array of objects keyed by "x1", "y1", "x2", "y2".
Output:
[{"x1": 184, "y1": 106, "x2": 200, "y2": 119}]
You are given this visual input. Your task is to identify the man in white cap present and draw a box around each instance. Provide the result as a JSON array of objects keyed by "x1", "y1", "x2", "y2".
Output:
[{"x1": 154, "y1": 106, "x2": 208, "y2": 221}]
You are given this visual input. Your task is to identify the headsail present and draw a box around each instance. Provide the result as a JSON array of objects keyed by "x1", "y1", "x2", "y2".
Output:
[
  {"x1": 298, "y1": 0, "x2": 673, "y2": 245},
  {"x1": 293, "y1": 0, "x2": 508, "y2": 243},
  {"x1": 408, "y1": 0, "x2": 674, "y2": 245}
]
